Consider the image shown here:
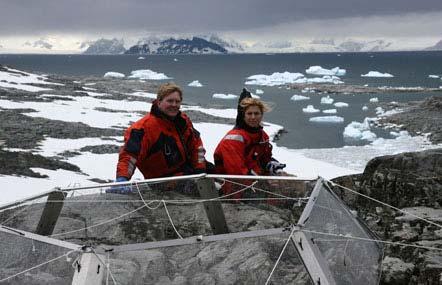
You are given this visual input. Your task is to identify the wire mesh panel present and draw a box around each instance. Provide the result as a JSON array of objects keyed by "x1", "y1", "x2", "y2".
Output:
[
  {"x1": 106, "y1": 232, "x2": 313, "y2": 285},
  {"x1": 0, "y1": 230, "x2": 80, "y2": 284},
  {"x1": 300, "y1": 181, "x2": 383, "y2": 285}
]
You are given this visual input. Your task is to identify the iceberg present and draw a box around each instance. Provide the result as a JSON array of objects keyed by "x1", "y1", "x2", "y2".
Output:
[
  {"x1": 362, "y1": 106, "x2": 369, "y2": 111},
  {"x1": 334, "y1": 102, "x2": 349, "y2": 108},
  {"x1": 245, "y1": 72, "x2": 304, "y2": 86},
  {"x1": 428, "y1": 75, "x2": 439, "y2": 79},
  {"x1": 343, "y1": 119, "x2": 377, "y2": 141},
  {"x1": 302, "y1": 105, "x2": 320, "y2": 113},
  {"x1": 323, "y1": 109, "x2": 337, "y2": 114},
  {"x1": 361, "y1": 71, "x2": 394, "y2": 78},
  {"x1": 188, "y1": 80, "x2": 203, "y2": 87},
  {"x1": 137, "y1": 56, "x2": 145, "y2": 60},
  {"x1": 320, "y1": 96, "x2": 334, "y2": 104},
  {"x1": 212, "y1": 93, "x2": 238, "y2": 99},
  {"x1": 255, "y1": 89, "x2": 264, "y2": 94},
  {"x1": 104, "y1": 72, "x2": 125, "y2": 78},
  {"x1": 290, "y1": 95, "x2": 310, "y2": 101},
  {"x1": 369, "y1": 97, "x2": 379, "y2": 103},
  {"x1": 309, "y1": 116, "x2": 344, "y2": 123},
  {"x1": 306, "y1": 66, "x2": 346, "y2": 76},
  {"x1": 129, "y1": 69, "x2": 171, "y2": 80}
]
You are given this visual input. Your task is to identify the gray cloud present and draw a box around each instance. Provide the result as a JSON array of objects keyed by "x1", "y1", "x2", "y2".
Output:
[{"x1": 0, "y1": 0, "x2": 442, "y2": 36}]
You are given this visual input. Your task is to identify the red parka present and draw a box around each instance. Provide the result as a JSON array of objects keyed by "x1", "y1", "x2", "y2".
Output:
[
  {"x1": 214, "y1": 126, "x2": 272, "y2": 176},
  {"x1": 116, "y1": 101, "x2": 206, "y2": 179}
]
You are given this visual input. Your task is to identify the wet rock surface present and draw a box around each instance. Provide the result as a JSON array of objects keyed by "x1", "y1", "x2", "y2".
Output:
[
  {"x1": 333, "y1": 148, "x2": 442, "y2": 285},
  {"x1": 378, "y1": 96, "x2": 442, "y2": 144}
]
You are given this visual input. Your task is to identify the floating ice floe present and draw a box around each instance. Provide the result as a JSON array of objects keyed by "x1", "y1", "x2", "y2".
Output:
[
  {"x1": 104, "y1": 72, "x2": 125, "y2": 78},
  {"x1": 251, "y1": 93, "x2": 260, "y2": 99},
  {"x1": 245, "y1": 72, "x2": 304, "y2": 86},
  {"x1": 334, "y1": 102, "x2": 349, "y2": 108},
  {"x1": 255, "y1": 89, "x2": 264, "y2": 94},
  {"x1": 128, "y1": 69, "x2": 171, "y2": 80},
  {"x1": 309, "y1": 116, "x2": 344, "y2": 123},
  {"x1": 302, "y1": 105, "x2": 320, "y2": 113},
  {"x1": 306, "y1": 66, "x2": 346, "y2": 76},
  {"x1": 390, "y1": 130, "x2": 409, "y2": 137},
  {"x1": 369, "y1": 97, "x2": 379, "y2": 103},
  {"x1": 375, "y1": 107, "x2": 384, "y2": 115},
  {"x1": 428, "y1": 75, "x2": 439, "y2": 79},
  {"x1": 188, "y1": 80, "x2": 203, "y2": 87},
  {"x1": 320, "y1": 96, "x2": 334, "y2": 104},
  {"x1": 343, "y1": 119, "x2": 377, "y2": 141},
  {"x1": 295, "y1": 76, "x2": 343, "y2": 85},
  {"x1": 173, "y1": 58, "x2": 178, "y2": 62},
  {"x1": 138, "y1": 56, "x2": 145, "y2": 60},
  {"x1": 323, "y1": 109, "x2": 337, "y2": 114},
  {"x1": 362, "y1": 106, "x2": 369, "y2": 111},
  {"x1": 82, "y1": 86, "x2": 97, "y2": 91},
  {"x1": 361, "y1": 71, "x2": 394, "y2": 78},
  {"x1": 290, "y1": 95, "x2": 310, "y2": 101},
  {"x1": 302, "y1": 87, "x2": 315, "y2": 93},
  {"x1": 212, "y1": 93, "x2": 238, "y2": 99}
]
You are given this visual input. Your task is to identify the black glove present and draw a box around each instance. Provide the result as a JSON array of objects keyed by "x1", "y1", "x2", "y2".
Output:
[{"x1": 266, "y1": 160, "x2": 286, "y2": 175}]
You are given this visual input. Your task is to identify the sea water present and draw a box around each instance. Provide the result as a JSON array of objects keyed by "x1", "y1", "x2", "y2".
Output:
[{"x1": 1, "y1": 52, "x2": 441, "y2": 149}]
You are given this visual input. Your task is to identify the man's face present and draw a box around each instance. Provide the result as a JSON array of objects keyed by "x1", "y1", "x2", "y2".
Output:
[
  {"x1": 244, "y1": 105, "x2": 263, "y2": 128},
  {"x1": 158, "y1": 91, "x2": 182, "y2": 117}
]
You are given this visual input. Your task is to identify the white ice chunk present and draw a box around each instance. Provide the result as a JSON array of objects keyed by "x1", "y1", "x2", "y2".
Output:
[
  {"x1": 294, "y1": 75, "x2": 343, "y2": 85},
  {"x1": 309, "y1": 116, "x2": 344, "y2": 123},
  {"x1": 320, "y1": 95, "x2": 334, "y2": 104},
  {"x1": 344, "y1": 119, "x2": 377, "y2": 141},
  {"x1": 302, "y1": 105, "x2": 320, "y2": 113},
  {"x1": 188, "y1": 80, "x2": 203, "y2": 87},
  {"x1": 306, "y1": 66, "x2": 346, "y2": 76},
  {"x1": 129, "y1": 69, "x2": 171, "y2": 80},
  {"x1": 361, "y1": 71, "x2": 394, "y2": 78},
  {"x1": 376, "y1": 107, "x2": 385, "y2": 115},
  {"x1": 138, "y1": 56, "x2": 145, "y2": 59},
  {"x1": 301, "y1": 87, "x2": 315, "y2": 93},
  {"x1": 290, "y1": 95, "x2": 310, "y2": 101},
  {"x1": 334, "y1": 102, "x2": 349, "y2": 107},
  {"x1": 369, "y1": 97, "x2": 379, "y2": 103},
  {"x1": 362, "y1": 105, "x2": 369, "y2": 111},
  {"x1": 245, "y1": 72, "x2": 305, "y2": 86},
  {"x1": 255, "y1": 89, "x2": 264, "y2": 94},
  {"x1": 428, "y1": 75, "x2": 439, "y2": 79},
  {"x1": 104, "y1": 72, "x2": 125, "y2": 78},
  {"x1": 323, "y1": 109, "x2": 337, "y2": 114},
  {"x1": 212, "y1": 93, "x2": 238, "y2": 99}
]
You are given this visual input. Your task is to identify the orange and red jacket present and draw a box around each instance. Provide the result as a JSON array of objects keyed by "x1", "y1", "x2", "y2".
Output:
[
  {"x1": 116, "y1": 102, "x2": 206, "y2": 179},
  {"x1": 214, "y1": 126, "x2": 273, "y2": 176}
]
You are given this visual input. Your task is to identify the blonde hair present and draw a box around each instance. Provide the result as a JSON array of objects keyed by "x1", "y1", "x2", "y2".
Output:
[
  {"x1": 240, "y1": 98, "x2": 270, "y2": 114},
  {"x1": 157, "y1": 83, "x2": 183, "y2": 101}
]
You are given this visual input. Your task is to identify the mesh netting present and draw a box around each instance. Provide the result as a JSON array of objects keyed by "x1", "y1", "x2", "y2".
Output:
[
  {"x1": 106, "y1": 233, "x2": 313, "y2": 285},
  {"x1": 301, "y1": 182, "x2": 383, "y2": 285},
  {"x1": 0, "y1": 230, "x2": 80, "y2": 284}
]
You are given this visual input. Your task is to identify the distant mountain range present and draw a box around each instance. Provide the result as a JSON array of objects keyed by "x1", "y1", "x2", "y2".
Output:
[{"x1": 68, "y1": 36, "x2": 442, "y2": 55}]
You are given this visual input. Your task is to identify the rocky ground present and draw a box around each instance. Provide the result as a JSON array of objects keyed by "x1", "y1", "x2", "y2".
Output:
[
  {"x1": 288, "y1": 82, "x2": 442, "y2": 94},
  {"x1": 376, "y1": 96, "x2": 442, "y2": 144},
  {"x1": 0, "y1": 65, "x2": 234, "y2": 178}
]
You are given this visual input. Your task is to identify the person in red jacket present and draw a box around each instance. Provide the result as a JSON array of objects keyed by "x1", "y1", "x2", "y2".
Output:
[
  {"x1": 214, "y1": 89, "x2": 286, "y2": 199},
  {"x1": 111, "y1": 83, "x2": 206, "y2": 193}
]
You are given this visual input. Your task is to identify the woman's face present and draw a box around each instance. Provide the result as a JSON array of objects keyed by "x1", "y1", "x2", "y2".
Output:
[
  {"x1": 244, "y1": 105, "x2": 263, "y2": 128},
  {"x1": 158, "y1": 91, "x2": 182, "y2": 117}
]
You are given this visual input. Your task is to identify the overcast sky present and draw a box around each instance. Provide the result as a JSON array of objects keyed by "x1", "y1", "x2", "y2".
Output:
[{"x1": 1, "y1": 0, "x2": 441, "y2": 45}]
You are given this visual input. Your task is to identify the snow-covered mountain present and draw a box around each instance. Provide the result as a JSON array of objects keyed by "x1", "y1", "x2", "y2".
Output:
[
  {"x1": 425, "y1": 40, "x2": 442, "y2": 51},
  {"x1": 82, "y1": 38, "x2": 126, "y2": 54},
  {"x1": 125, "y1": 36, "x2": 227, "y2": 55}
]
